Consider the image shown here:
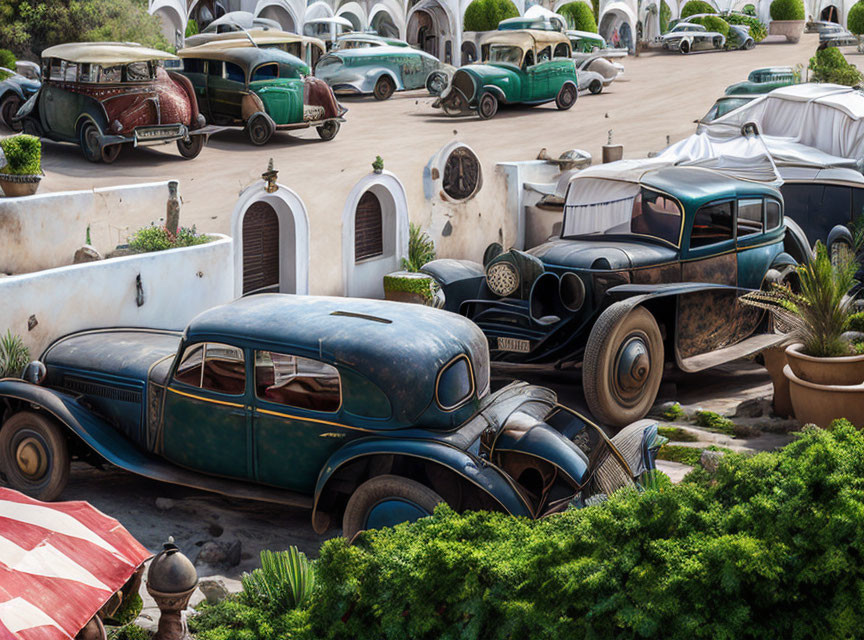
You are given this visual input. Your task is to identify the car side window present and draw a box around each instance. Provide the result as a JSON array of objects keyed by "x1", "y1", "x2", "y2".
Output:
[
  {"x1": 252, "y1": 63, "x2": 278, "y2": 81},
  {"x1": 225, "y1": 62, "x2": 245, "y2": 83},
  {"x1": 553, "y1": 43, "x2": 570, "y2": 58},
  {"x1": 100, "y1": 65, "x2": 122, "y2": 83},
  {"x1": 691, "y1": 200, "x2": 734, "y2": 248},
  {"x1": 537, "y1": 46, "x2": 551, "y2": 62},
  {"x1": 183, "y1": 58, "x2": 206, "y2": 74},
  {"x1": 49, "y1": 60, "x2": 63, "y2": 81},
  {"x1": 64, "y1": 63, "x2": 78, "y2": 82},
  {"x1": 174, "y1": 343, "x2": 246, "y2": 396},
  {"x1": 524, "y1": 50, "x2": 535, "y2": 68},
  {"x1": 737, "y1": 198, "x2": 763, "y2": 238},
  {"x1": 208, "y1": 60, "x2": 223, "y2": 76},
  {"x1": 254, "y1": 351, "x2": 341, "y2": 412},
  {"x1": 766, "y1": 199, "x2": 781, "y2": 230}
]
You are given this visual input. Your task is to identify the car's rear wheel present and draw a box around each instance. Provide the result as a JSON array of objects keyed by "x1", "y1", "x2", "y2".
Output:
[
  {"x1": 342, "y1": 474, "x2": 443, "y2": 541},
  {"x1": 246, "y1": 114, "x2": 274, "y2": 145},
  {"x1": 317, "y1": 120, "x2": 340, "y2": 141},
  {"x1": 373, "y1": 76, "x2": 395, "y2": 101},
  {"x1": 177, "y1": 134, "x2": 206, "y2": 159},
  {"x1": 477, "y1": 92, "x2": 498, "y2": 120},
  {"x1": 0, "y1": 411, "x2": 70, "y2": 501},
  {"x1": 425, "y1": 71, "x2": 448, "y2": 96},
  {"x1": 0, "y1": 94, "x2": 22, "y2": 132},
  {"x1": 101, "y1": 143, "x2": 121, "y2": 164},
  {"x1": 583, "y1": 304, "x2": 664, "y2": 429},
  {"x1": 589, "y1": 79, "x2": 603, "y2": 95},
  {"x1": 79, "y1": 121, "x2": 103, "y2": 163},
  {"x1": 556, "y1": 83, "x2": 577, "y2": 109},
  {"x1": 680, "y1": 40, "x2": 691, "y2": 54},
  {"x1": 745, "y1": 39, "x2": 756, "y2": 50}
]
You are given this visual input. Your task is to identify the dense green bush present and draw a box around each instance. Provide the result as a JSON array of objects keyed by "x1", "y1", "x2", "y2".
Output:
[
  {"x1": 185, "y1": 18, "x2": 199, "y2": 38},
  {"x1": 680, "y1": 0, "x2": 716, "y2": 18},
  {"x1": 463, "y1": 0, "x2": 519, "y2": 32},
  {"x1": 725, "y1": 12, "x2": 767, "y2": 41},
  {"x1": 810, "y1": 46, "x2": 863, "y2": 86},
  {"x1": 660, "y1": 0, "x2": 672, "y2": 31},
  {"x1": 691, "y1": 14, "x2": 730, "y2": 37},
  {"x1": 560, "y1": 1, "x2": 597, "y2": 32},
  {"x1": 848, "y1": 0, "x2": 864, "y2": 34},
  {"x1": 0, "y1": 134, "x2": 40, "y2": 175},
  {"x1": 743, "y1": 3, "x2": 756, "y2": 14},
  {"x1": 0, "y1": 48, "x2": 15, "y2": 69},
  {"x1": 402, "y1": 223, "x2": 436, "y2": 272},
  {"x1": 770, "y1": 0, "x2": 805, "y2": 20},
  {"x1": 127, "y1": 224, "x2": 212, "y2": 253}
]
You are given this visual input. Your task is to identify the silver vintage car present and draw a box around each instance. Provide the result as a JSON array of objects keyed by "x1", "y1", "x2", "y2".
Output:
[
  {"x1": 659, "y1": 22, "x2": 725, "y2": 53},
  {"x1": 315, "y1": 46, "x2": 452, "y2": 99}
]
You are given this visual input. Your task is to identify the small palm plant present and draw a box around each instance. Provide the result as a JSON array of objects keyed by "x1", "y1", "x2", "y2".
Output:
[
  {"x1": 240, "y1": 547, "x2": 315, "y2": 612},
  {"x1": 402, "y1": 223, "x2": 436, "y2": 272},
  {"x1": 0, "y1": 330, "x2": 29, "y2": 378}
]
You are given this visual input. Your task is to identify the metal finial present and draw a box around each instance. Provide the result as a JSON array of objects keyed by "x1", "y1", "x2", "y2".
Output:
[
  {"x1": 607, "y1": 129, "x2": 613, "y2": 145},
  {"x1": 262, "y1": 158, "x2": 278, "y2": 193}
]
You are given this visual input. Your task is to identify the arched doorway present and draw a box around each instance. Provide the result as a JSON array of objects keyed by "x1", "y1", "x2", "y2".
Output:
[
  {"x1": 371, "y1": 11, "x2": 401, "y2": 38},
  {"x1": 242, "y1": 202, "x2": 281, "y2": 295},
  {"x1": 599, "y1": 7, "x2": 636, "y2": 52},
  {"x1": 821, "y1": 4, "x2": 840, "y2": 21},
  {"x1": 461, "y1": 41, "x2": 478, "y2": 63},
  {"x1": 409, "y1": 10, "x2": 438, "y2": 56},
  {"x1": 258, "y1": 4, "x2": 298, "y2": 32}
]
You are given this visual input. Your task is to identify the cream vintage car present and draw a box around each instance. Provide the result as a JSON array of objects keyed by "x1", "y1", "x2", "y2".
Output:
[{"x1": 183, "y1": 29, "x2": 326, "y2": 69}]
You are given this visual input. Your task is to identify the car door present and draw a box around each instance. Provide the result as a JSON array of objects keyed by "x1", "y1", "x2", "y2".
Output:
[
  {"x1": 251, "y1": 349, "x2": 354, "y2": 493},
  {"x1": 181, "y1": 57, "x2": 210, "y2": 119},
  {"x1": 162, "y1": 341, "x2": 253, "y2": 480},
  {"x1": 735, "y1": 197, "x2": 781, "y2": 290},
  {"x1": 40, "y1": 60, "x2": 80, "y2": 139},
  {"x1": 207, "y1": 59, "x2": 245, "y2": 122},
  {"x1": 525, "y1": 46, "x2": 553, "y2": 100}
]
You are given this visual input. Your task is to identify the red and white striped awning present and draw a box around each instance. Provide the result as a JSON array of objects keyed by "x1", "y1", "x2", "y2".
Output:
[{"x1": 0, "y1": 488, "x2": 151, "y2": 640}]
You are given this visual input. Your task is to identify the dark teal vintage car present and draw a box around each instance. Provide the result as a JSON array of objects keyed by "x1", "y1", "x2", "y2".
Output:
[
  {"x1": 724, "y1": 66, "x2": 797, "y2": 95},
  {"x1": 421, "y1": 167, "x2": 802, "y2": 427},
  {"x1": 434, "y1": 29, "x2": 578, "y2": 119},
  {"x1": 0, "y1": 295, "x2": 661, "y2": 538}
]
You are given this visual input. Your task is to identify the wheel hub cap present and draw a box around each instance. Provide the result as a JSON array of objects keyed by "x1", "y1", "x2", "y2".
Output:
[
  {"x1": 15, "y1": 437, "x2": 47, "y2": 479},
  {"x1": 615, "y1": 336, "x2": 651, "y2": 395},
  {"x1": 365, "y1": 499, "x2": 429, "y2": 531}
]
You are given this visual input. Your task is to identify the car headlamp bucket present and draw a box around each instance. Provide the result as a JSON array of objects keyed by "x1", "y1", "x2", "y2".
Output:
[
  {"x1": 559, "y1": 272, "x2": 586, "y2": 312},
  {"x1": 530, "y1": 272, "x2": 564, "y2": 325},
  {"x1": 486, "y1": 261, "x2": 520, "y2": 298}
]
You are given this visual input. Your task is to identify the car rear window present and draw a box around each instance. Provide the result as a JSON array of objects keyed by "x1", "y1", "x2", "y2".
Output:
[
  {"x1": 255, "y1": 351, "x2": 341, "y2": 413},
  {"x1": 436, "y1": 356, "x2": 475, "y2": 410}
]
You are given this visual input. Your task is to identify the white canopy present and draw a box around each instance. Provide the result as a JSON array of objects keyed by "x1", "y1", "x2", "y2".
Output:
[{"x1": 41, "y1": 42, "x2": 177, "y2": 64}]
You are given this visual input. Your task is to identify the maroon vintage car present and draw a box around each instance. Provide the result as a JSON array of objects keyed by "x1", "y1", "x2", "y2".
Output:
[{"x1": 15, "y1": 42, "x2": 211, "y2": 163}]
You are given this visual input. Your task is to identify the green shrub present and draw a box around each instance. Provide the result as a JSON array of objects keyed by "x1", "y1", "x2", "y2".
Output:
[
  {"x1": 691, "y1": 14, "x2": 730, "y2": 36},
  {"x1": 657, "y1": 425, "x2": 699, "y2": 442},
  {"x1": 847, "y1": 311, "x2": 864, "y2": 332},
  {"x1": 0, "y1": 330, "x2": 29, "y2": 378},
  {"x1": 190, "y1": 598, "x2": 313, "y2": 640},
  {"x1": 463, "y1": 0, "x2": 519, "y2": 31},
  {"x1": 402, "y1": 223, "x2": 436, "y2": 272},
  {"x1": 106, "y1": 624, "x2": 149, "y2": 640},
  {"x1": 743, "y1": 3, "x2": 756, "y2": 14},
  {"x1": 559, "y1": 1, "x2": 597, "y2": 32},
  {"x1": 770, "y1": 0, "x2": 805, "y2": 20},
  {"x1": 848, "y1": 1, "x2": 864, "y2": 34},
  {"x1": 383, "y1": 273, "x2": 439, "y2": 301},
  {"x1": 185, "y1": 18, "x2": 199, "y2": 38},
  {"x1": 680, "y1": 0, "x2": 716, "y2": 18},
  {"x1": 0, "y1": 134, "x2": 40, "y2": 175},
  {"x1": 660, "y1": 0, "x2": 672, "y2": 31},
  {"x1": 127, "y1": 225, "x2": 212, "y2": 253},
  {"x1": 694, "y1": 409, "x2": 735, "y2": 434},
  {"x1": 0, "y1": 48, "x2": 15, "y2": 69},
  {"x1": 725, "y1": 12, "x2": 767, "y2": 41},
  {"x1": 240, "y1": 548, "x2": 316, "y2": 613},
  {"x1": 661, "y1": 402, "x2": 685, "y2": 421},
  {"x1": 657, "y1": 443, "x2": 707, "y2": 465}
]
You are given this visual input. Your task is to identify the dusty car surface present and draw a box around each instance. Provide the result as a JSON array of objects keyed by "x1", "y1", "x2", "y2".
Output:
[
  {"x1": 420, "y1": 166, "x2": 795, "y2": 427},
  {"x1": 333, "y1": 33, "x2": 411, "y2": 50},
  {"x1": 699, "y1": 95, "x2": 756, "y2": 123},
  {"x1": 727, "y1": 24, "x2": 756, "y2": 50},
  {"x1": 0, "y1": 295, "x2": 662, "y2": 539},
  {"x1": 177, "y1": 46, "x2": 345, "y2": 144},
  {"x1": 576, "y1": 54, "x2": 621, "y2": 94},
  {"x1": 819, "y1": 25, "x2": 859, "y2": 47},
  {"x1": 15, "y1": 42, "x2": 209, "y2": 163},
  {"x1": 433, "y1": 29, "x2": 578, "y2": 119},
  {"x1": 659, "y1": 22, "x2": 725, "y2": 53},
  {"x1": 182, "y1": 29, "x2": 327, "y2": 69},
  {"x1": 0, "y1": 67, "x2": 39, "y2": 131},
  {"x1": 725, "y1": 66, "x2": 797, "y2": 95},
  {"x1": 315, "y1": 45, "x2": 451, "y2": 100}
]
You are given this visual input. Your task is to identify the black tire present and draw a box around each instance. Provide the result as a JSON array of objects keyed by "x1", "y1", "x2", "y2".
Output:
[
  {"x1": 556, "y1": 83, "x2": 577, "y2": 109},
  {"x1": 425, "y1": 71, "x2": 448, "y2": 96},
  {"x1": 342, "y1": 474, "x2": 443, "y2": 541},
  {"x1": 589, "y1": 79, "x2": 603, "y2": 95},
  {"x1": 101, "y1": 143, "x2": 121, "y2": 164},
  {"x1": 246, "y1": 114, "x2": 274, "y2": 146},
  {"x1": 680, "y1": 40, "x2": 691, "y2": 54},
  {"x1": 177, "y1": 135, "x2": 206, "y2": 158},
  {"x1": 316, "y1": 120, "x2": 340, "y2": 141},
  {"x1": 477, "y1": 92, "x2": 498, "y2": 120},
  {"x1": 79, "y1": 121, "x2": 103, "y2": 163},
  {"x1": 0, "y1": 411, "x2": 70, "y2": 501},
  {"x1": 373, "y1": 76, "x2": 395, "y2": 100},
  {"x1": 0, "y1": 94, "x2": 22, "y2": 132},
  {"x1": 745, "y1": 39, "x2": 756, "y2": 50},
  {"x1": 583, "y1": 304, "x2": 664, "y2": 429}
]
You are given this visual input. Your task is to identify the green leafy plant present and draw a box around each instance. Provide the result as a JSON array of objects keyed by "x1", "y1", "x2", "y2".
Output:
[
  {"x1": 680, "y1": 0, "x2": 716, "y2": 18},
  {"x1": 770, "y1": 0, "x2": 805, "y2": 20},
  {"x1": 694, "y1": 409, "x2": 736, "y2": 435},
  {"x1": 371, "y1": 155, "x2": 384, "y2": 172},
  {"x1": 190, "y1": 598, "x2": 312, "y2": 640},
  {"x1": 660, "y1": 0, "x2": 672, "y2": 31},
  {"x1": 808, "y1": 46, "x2": 863, "y2": 85},
  {"x1": 657, "y1": 425, "x2": 699, "y2": 442},
  {"x1": 463, "y1": 0, "x2": 520, "y2": 31},
  {"x1": 661, "y1": 402, "x2": 686, "y2": 421},
  {"x1": 127, "y1": 224, "x2": 212, "y2": 253},
  {"x1": 847, "y1": 311, "x2": 864, "y2": 333},
  {"x1": 725, "y1": 12, "x2": 767, "y2": 41},
  {"x1": 656, "y1": 442, "x2": 706, "y2": 465},
  {"x1": 0, "y1": 48, "x2": 15, "y2": 69},
  {"x1": 559, "y1": 2, "x2": 597, "y2": 32},
  {"x1": 383, "y1": 273, "x2": 440, "y2": 301},
  {"x1": 185, "y1": 18, "x2": 199, "y2": 38},
  {"x1": 0, "y1": 330, "x2": 29, "y2": 378},
  {"x1": 0, "y1": 134, "x2": 41, "y2": 175},
  {"x1": 401, "y1": 222, "x2": 436, "y2": 272},
  {"x1": 743, "y1": 3, "x2": 756, "y2": 14},
  {"x1": 106, "y1": 624, "x2": 149, "y2": 640},
  {"x1": 240, "y1": 548, "x2": 316, "y2": 613},
  {"x1": 105, "y1": 593, "x2": 142, "y2": 626},
  {"x1": 691, "y1": 14, "x2": 730, "y2": 37}
]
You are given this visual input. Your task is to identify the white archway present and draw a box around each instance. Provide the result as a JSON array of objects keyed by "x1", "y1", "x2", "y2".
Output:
[
  {"x1": 408, "y1": 0, "x2": 458, "y2": 62},
  {"x1": 150, "y1": 0, "x2": 187, "y2": 47},
  {"x1": 336, "y1": 1, "x2": 368, "y2": 30},
  {"x1": 255, "y1": 0, "x2": 302, "y2": 32},
  {"x1": 342, "y1": 171, "x2": 409, "y2": 299},
  {"x1": 231, "y1": 181, "x2": 310, "y2": 297},
  {"x1": 370, "y1": 1, "x2": 408, "y2": 38},
  {"x1": 599, "y1": 1, "x2": 637, "y2": 51}
]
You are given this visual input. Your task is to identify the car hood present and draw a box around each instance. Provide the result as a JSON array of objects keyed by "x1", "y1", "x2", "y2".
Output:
[
  {"x1": 529, "y1": 238, "x2": 678, "y2": 270},
  {"x1": 42, "y1": 329, "x2": 181, "y2": 383},
  {"x1": 462, "y1": 63, "x2": 518, "y2": 82}
]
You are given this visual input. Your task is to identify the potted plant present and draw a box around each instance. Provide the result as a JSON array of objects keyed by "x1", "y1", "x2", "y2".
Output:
[
  {"x1": 383, "y1": 223, "x2": 441, "y2": 306},
  {"x1": 744, "y1": 242, "x2": 864, "y2": 426},
  {"x1": 0, "y1": 134, "x2": 42, "y2": 197},
  {"x1": 768, "y1": 0, "x2": 805, "y2": 43}
]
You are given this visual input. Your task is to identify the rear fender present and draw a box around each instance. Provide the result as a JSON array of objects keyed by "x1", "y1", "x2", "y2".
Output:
[{"x1": 481, "y1": 85, "x2": 507, "y2": 103}]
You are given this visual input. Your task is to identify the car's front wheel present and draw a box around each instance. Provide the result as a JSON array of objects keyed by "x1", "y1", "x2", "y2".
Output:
[
  {"x1": 0, "y1": 94, "x2": 22, "y2": 132},
  {"x1": 247, "y1": 114, "x2": 274, "y2": 145},
  {"x1": 0, "y1": 411, "x2": 70, "y2": 501},
  {"x1": 477, "y1": 92, "x2": 498, "y2": 120},
  {"x1": 679, "y1": 40, "x2": 691, "y2": 54},
  {"x1": 583, "y1": 304, "x2": 664, "y2": 429},
  {"x1": 79, "y1": 121, "x2": 104, "y2": 163},
  {"x1": 556, "y1": 83, "x2": 578, "y2": 109},
  {"x1": 177, "y1": 135, "x2": 206, "y2": 159},
  {"x1": 317, "y1": 120, "x2": 340, "y2": 141},
  {"x1": 373, "y1": 76, "x2": 395, "y2": 101},
  {"x1": 342, "y1": 474, "x2": 443, "y2": 541}
]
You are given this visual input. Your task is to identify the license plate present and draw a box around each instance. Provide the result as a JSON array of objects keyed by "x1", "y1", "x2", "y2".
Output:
[
  {"x1": 497, "y1": 337, "x2": 530, "y2": 353},
  {"x1": 136, "y1": 126, "x2": 182, "y2": 140}
]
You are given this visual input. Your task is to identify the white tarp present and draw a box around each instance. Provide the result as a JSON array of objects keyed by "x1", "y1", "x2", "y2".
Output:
[{"x1": 562, "y1": 177, "x2": 640, "y2": 236}]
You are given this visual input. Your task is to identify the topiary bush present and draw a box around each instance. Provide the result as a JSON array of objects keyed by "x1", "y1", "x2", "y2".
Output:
[
  {"x1": 463, "y1": 0, "x2": 520, "y2": 32},
  {"x1": 692, "y1": 14, "x2": 730, "y2": 37},
  {"x1": 559, "y1": 1, "x2": 597, "y2": 31},
  {"x1": 0, "y1": 134, "x2": 41, "y2": 175},
  {"x1": 0, "y1": 48, "x2": 16, "y2": 70},
  {"x1": 680, "y1": 0, "x2": 716, "y2": 18},
  {"x1": 725, "y1": 12, "x2": 767, "y2": 41},
  {"x1": 743, "y1": 3, "x2": 756, "y2": 14},
  {"x1": 848, "y1": 0, "x2": 864, "y2": 34},
  {"x1": 770, "y1": 0, "x2": 805, "y2": 20},
  {"x1": 809, "y1": 46, "x2": 863, "y2": 87}
]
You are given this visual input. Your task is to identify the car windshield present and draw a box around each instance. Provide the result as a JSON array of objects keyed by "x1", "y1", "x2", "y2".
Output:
[
  {"x1": 487, "y1": 45, "x2": 523, "y2": 65},
  {"x1": 702, "y1": 97, "x2": 752, "y2": 121},
  {"x1": 316, "y1": 56, "x2": 342, "y2": 70}
]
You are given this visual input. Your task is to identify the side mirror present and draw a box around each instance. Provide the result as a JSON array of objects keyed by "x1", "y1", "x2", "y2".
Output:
[{"x1": 23, "y1": 361, "x2": 46, "y2": 385}]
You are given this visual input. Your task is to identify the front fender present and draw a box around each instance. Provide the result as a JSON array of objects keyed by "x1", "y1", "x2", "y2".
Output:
[
  {"x1": 605, "y1": 281, "x2": 735, "y2": 305},
  {"x1": 481, "y1": 84, "x2": 507, "y2": 103},
  {"x1": 313, "y1": 437, "x2": 533, "y2": 524},
  {"x1": 421, "y1": 258, "x2": 485, "y2": 313}
]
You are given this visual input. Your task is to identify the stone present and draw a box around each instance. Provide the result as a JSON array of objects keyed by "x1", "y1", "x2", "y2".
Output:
[
  {"x1": 73, "y1": 245, "x2": 102, "y2": 264},
  {"x1": 195, "y1": 540, "x2": 241, "y2": 569},
  {"x1": 198, "y1": 579, "x2": 230, "y2": 605},
  {"x1": 155, "y1": 497, "x2": 175, "y2": 510},
  {"x1": 734, "y1": 397, "x2": 772, "y2": 419},
  {"x1": 700, "y1": 450, "x2": 725, "y2": 474}
]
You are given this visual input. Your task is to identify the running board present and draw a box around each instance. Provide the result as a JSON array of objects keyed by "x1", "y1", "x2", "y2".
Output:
[{"x1": 677, "y1": 333, "x2": 786, "y2": 373}]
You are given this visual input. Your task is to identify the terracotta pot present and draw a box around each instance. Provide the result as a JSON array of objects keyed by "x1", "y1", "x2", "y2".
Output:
[
  {"x1": 785, "y1": 343, "x2": 864, "y2": 386},
  {"x1": 784, "y1": 365, "x2": 864, "y2": 427},
  {"x1": 762, "y1": 346, "x2": 794, "y2": 418},
  {"x1": 0, "y1": 173, "x2": 41, "y2": 197},
  {"x1": 768, "y1": 19, "x2": 805, "y2": 43}
]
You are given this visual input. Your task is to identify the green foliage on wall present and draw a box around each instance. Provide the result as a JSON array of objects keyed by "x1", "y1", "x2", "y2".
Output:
[
  {"x1": 725, "y1": 12, "x2": 767, "y2": 41},
  {"x1": 463, "y1": 0, "x2": 520, "y2": 32},
  {"x1": 0, "y1": 134, "x2": 40, "y2": 175},
  {"x1": 660, "y1": 0, "x2": 672, "y2": 32},
  {"x1": 560, "y1": 2, "x2": 597, "y2": 32},
  {"x1": 185, "y1": 18, "x2": 199, "y2": 38},
  {"x1": 128, "y1": 225, "x2": 212, "y2": 253},
  {"x1": 680, "y1": 0, "x2": 716, "y2": 18},
  {"x1": 848, "y1": 1, "x2": 864, "y2": 34},
  {"x1": 769, "y1": 0, "x2": 805, "y2": 20}
]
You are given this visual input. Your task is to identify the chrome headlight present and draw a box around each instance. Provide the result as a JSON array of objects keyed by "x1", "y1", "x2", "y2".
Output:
[{"x1": 486, "y1": 262, "x2": 519, "y2": 297}]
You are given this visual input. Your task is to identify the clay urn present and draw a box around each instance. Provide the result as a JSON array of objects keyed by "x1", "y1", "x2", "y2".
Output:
[{"x1": 146, "y1": 540, "x2": 198, "y2": 640}]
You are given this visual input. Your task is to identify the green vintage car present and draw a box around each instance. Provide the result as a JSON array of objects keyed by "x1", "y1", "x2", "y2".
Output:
[
  {"x1": 724, "y1": 66, "x2": 797, "y2": 95},
  {"x1": 177, "y1": 46, "x2": 346, "y2": 145},
  {"x1": 434, "y1": 30, "x2": 578, "y2": 119}
]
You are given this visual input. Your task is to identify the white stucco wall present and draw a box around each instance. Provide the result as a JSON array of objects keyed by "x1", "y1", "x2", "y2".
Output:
[
  {"x1": 0, "y1": 181, "x2": 179, "y2": 275},
  {"x1": 0, "y1": 236, "x2": 234, "y2": 357}
]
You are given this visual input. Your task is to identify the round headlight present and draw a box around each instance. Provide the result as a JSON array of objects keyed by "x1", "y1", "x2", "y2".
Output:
[
  {"x1": 559, "y1": 272, "x2": 585, "y2": 312},
  {"x1": 486, "y1": 262, "x2": 519, "y2": 297}
]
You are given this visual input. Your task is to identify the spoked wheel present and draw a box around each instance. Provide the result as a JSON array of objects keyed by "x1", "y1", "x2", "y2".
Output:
[
  {"x1": 373, "y1": 76, "x2": 395, "y2": 101},
  {"x1": 589, "y1": 80, "x2": 603, "y2": 95},
  {"x1": 246, "y1": 114, "x2": 274, "y2": 146},
  {"x1": 680, "y1": 40, "x2": 691, "y2": 54},
  {"x1": 316, "y1": 120, "x2": 340, "y2": 141},
  {"x1": 79, "y1": 121, "x2": 103, "y2": 163},
  {"x1": 177, "y1": 134, "x2": 206, "y2": 159},
  {"x1": 477, "y1": 92, "x2": 498, "y2": 120},
  {"x1": 583, "y1": 304, "x2": 664, "y2": 430},
  {"x1": 342, "y1": 475, "x2": 443, "y2": 541},
  {"x1": 101, "y1": 143, "x2": 121, "y2": 164},
  {"x1": 425, "y1": 71, "x2": 448, "y2": 96},
  {"x1": 556, "y1": 83, "x2": 577, "y2": 109},
  {"x1": 0, "y1": 94, "x2": 22, "y2": 132},
  {"x1": 0, "y1": 411, "x2": 70, "y2": 501}
]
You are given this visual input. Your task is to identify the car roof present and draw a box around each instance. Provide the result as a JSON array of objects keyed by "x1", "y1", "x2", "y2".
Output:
[
  {"x1": 481, "y1": 29, "x2": 570, "y2": 48},
  {"x1": 182, "y1": 29, "x2": 325, "y2": 51},
  {"x1": 337, "y1": 33, "x2": 409, "y2": 46},
  {"x1": 641, "y1": 166, "x2": 780, "y2": 204},
  {"x1": 178, "y1": 46, "x2": 307, "y2": 70},
  {"x1": 567, "y1": 30, "x2": 604, "y2": 40},
  {"x1": 41, "y1": 42, "x2": 177, "y2": 64},
  {"x1": 323, "y1": 45, "x2": 430, "y2": 59}
]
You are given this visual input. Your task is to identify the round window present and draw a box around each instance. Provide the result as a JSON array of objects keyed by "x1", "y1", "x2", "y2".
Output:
[{"x1": 442, "y1": 146, "x2": 481, "y2": 201}]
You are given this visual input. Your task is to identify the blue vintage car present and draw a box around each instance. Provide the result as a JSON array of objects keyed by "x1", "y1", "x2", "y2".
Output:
[
  {"x1": 315, "y1": 46, "x2": 452, "y2": 100},
  {"x1": 0, "y1": 295, "x2": 661, "y2": 538},
  {"x1": 0, "y1": 68, "x2": 40, "y2": 131}
]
